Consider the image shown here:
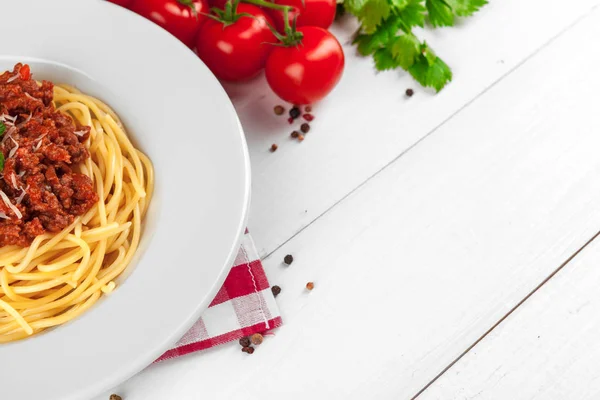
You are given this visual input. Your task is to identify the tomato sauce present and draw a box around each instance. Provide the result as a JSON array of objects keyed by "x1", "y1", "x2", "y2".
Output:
[{"x1": 0, "y1": 63, "x2": 98, "y2": 247}]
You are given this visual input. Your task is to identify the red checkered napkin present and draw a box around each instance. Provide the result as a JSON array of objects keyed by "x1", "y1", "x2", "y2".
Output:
[{"x1": 155, "y1": 232, "x2": 282, "y2": 362}]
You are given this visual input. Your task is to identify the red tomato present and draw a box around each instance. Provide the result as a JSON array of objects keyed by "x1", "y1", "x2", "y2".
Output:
[
  {"x1": 196, "y1": 4, "x2": 275, "y2": 82},
  {"x1": 18, "y1": 65, "x2": 30, "y2": 80},
  {"x1": 107, "y1": 0, "x2": 134, "y2": 7},
  {"x1": 209, "y1": 0, "x2": 228, "y2": 8},
  {"x1": 265, "y1": 26, "x2": 344, "y2": 105},
  {"x1": 130, "y1": 0, "x2": 209, "y2": 48},
  {"x1": 268, "y1": 0, "x2": 336, "y2": 32}
]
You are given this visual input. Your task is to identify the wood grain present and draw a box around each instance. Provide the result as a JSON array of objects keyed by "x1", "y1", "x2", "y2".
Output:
[
  {"x1": 420, "y1": 234, "x2": 600, "y2": 400},
  {"x1": 103, "y1": 3, "x2": 600, "y2": 400}
]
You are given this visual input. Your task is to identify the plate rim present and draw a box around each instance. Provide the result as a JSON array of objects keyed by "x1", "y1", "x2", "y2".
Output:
[{"x1": 0, "y1": 1, "x2": 252, "y2": 399}]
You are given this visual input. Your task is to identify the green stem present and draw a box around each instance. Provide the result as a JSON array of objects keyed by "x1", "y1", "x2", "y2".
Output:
[
  {"x1": 243, "y1": 0, "x2": 294, "y2": 31},
  {"x1": 177, "y1": 0, "x2": 198, "y2": 17},
  {"x1": 212, "y1": 0, "x2": 250, "y2": 25},
  {"x1": 242, "y1": 0, "x2": 302, "y2": 45},
  {"x1": 283, "y1": 8, "x2": 292, "y2": 33}
]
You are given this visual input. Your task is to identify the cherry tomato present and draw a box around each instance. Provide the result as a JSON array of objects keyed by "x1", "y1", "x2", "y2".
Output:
[
  {"x1": 268, "y1": 0, "x2": 336, "y2": 32},
  {"x1": 106, "y1": 0, "x2": 134, "y2": 7},
  {"x1": 265, "y1": 26, "x2": 344, "y2": 105},
  {"x1": 196, "y1": 4, "x2": 275, "y2": 82},
  {"x1": 18, "y1": 65, "x2": 30, "y2": 80},
  {"x1": 209, "y1": 0, "x2": 228, "y2": 8},
  {"x1": 130, "y1": 0, "x2": 209, "y2": 48}
]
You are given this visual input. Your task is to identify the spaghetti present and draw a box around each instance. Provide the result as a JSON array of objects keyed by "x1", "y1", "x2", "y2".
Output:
[{"x1": 0, "y1": 66, "x2": 153, "y2": 343}]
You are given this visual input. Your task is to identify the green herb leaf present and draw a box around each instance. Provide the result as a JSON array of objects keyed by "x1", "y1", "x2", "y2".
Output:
[
  {"x1": 396, "y1": 0, "x2": 426, "y2": 30},
  {"x1": 0, "y1": 121, "x2": 5, "y2": 138},
  {"x1": 373, "y1": 48, "x2": 397, "y2": 71},
  {"x1": 426, "y1": 0, "x2": 454, "y2": 27},
  {"x1": 355, "y1": 34, "x2": 378, "y2": 56},
  {"x1": 409, "y1": 52, "x2": 452, "y2": 91},
  {"x1": 359, "y1": 0, "x2": 391, "y2": 33},
  {"x1": 390, "y1": 33, "x2": 420, "y2": 69},
  {"x1": 354, "y1": 17, "x2": 401, "y2": 55},
  {"x1": 345, "y1": 0, "x2": 369, "y2": 14},
  {"x1": 344, "y1": 0, "x2": 481, "y2": 91},
  {"x1": 421, "y1": 42, "x2": 437, "y2": 65},
  {"x1": 390, "y1": 0, "x2": 408, "y2": 9},
  {"x1": 447, "y1": 0, "x2": 487, "y2": 16},
  {"x1": 0, "y1": 152, "x2": 4, "y2": 172}
]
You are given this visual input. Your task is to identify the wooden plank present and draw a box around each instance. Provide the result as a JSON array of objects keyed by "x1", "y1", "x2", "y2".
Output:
[
  {"x1": 104, "y1": 5, "x2": 600, "y2": 399},
  {"x1": 419, "y1": 236, "x2": 600, "y2": 400},
  {"x1": 231, "y1": 0, "x2": 600, "y2": 257}
]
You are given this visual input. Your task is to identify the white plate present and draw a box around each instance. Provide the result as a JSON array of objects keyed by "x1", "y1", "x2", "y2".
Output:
[{"x1": 0, "y1": 1, "x2": 250, "y2": 399}]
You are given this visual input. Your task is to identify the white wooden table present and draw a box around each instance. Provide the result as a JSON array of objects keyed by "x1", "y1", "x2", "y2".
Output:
[{"x1": 101, "y1": 1, "x2": 600, "y2": 398}]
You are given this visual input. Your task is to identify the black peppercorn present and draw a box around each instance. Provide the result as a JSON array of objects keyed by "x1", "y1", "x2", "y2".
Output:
[
  {"x1": 271, "y1": 285, "x2": 282, "y2": 297},
  {"x1": 289, "y1": 106, "x2": 301, "y2": 119}
]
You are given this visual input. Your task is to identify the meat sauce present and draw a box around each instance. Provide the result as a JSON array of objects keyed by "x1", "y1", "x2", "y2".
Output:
[{"x1": 0, "y1": 63, "x2": 98, "y2": 247}]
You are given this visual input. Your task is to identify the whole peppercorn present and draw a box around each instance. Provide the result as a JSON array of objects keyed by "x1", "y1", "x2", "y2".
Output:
[
  {"x1": 306, "y1": 282, "x2": 315, "y2": 291},
  {"x1": 298, "y1": 134, "x2": 305, "y2": 142},
  {"x1": 242, "y1": 346, "x2": 255, "y2": 354},
  {"x1": 291, "y1": 131, "x2": 299, "y2": 138},
  {"x1": 110, "y1": 395, "x2": 122, "y2": 400},
  {"x1": 303, "y1": 114, "x2": 314, "y2": 121},
  {"x1": 271, "y1": 285, "x2": 282, "y2": 297},
  {"x1": 270, "y1": 143, "x2": 278, "y2": 152},
  {"x1": 274, "y1": 105, "x2": 285, "y2": 115},
  {"x1": 304, "y1": 105, "x2": 312, "y2": 112},
  {"x1": 300, "y1": 123, "x2": 310, "y2": 133},
  {"x1": 284, "y1": 254, "x2": 294, "y2": 265},
  {"x1": 289, "y1": 106, "x2": 301, "y2": 119},
  {"x1": 239, "y1": 336, "x2": 251, "y2": 347},
  {"x1": 251, "y1": 333, "x2": 264, "y2": 345},
  {"x1": 405, "y1": 88, "x2": 414, "y2": 97}
]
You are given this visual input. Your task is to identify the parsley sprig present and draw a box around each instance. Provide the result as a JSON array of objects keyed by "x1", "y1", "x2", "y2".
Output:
[{"x1": 345, "y1": 0, "x2": 486, "y2": 91}]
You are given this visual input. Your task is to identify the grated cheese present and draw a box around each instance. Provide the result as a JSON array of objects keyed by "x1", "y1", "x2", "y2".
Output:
[
  {"x1": 6, "y1": 74, "x2": 18, "y2": 83},
  {"x1": 17, "y1": 112, "x2": 32, "y2": 129},
  {"x1": 8, "y1": 137, "x2": 18, "y2": 158},
  {"x1": 0, "y1": 190, "x2": 22, "y2": 219},
  {"x1": 0, "y1": 114, "x2": 15, "y2": 126},
  {"x1": 33, "y1": 133, "x2": 46, "y2": 151},
  {"x1": 2, "y1": 125, "x2": 16, "y2": 145},
  {"x1": 16, "y1": 185, "x2": 28, "y2": 205},
  {"x1": 24, "y1": 93, "x2": 38, "y2": 101}
]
